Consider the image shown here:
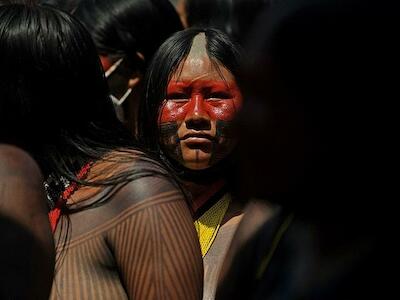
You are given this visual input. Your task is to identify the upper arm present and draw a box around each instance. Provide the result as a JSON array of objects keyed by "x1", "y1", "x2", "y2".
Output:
[
  {"x1": 216, "y1": 200, "x2": 277, "y2": 300},
  {"x1": 107, "y1": 175, "x2": 203, "y2": 300},
  {"x1": 0, "y1": 145, "x2": 55, "y2": 299}
]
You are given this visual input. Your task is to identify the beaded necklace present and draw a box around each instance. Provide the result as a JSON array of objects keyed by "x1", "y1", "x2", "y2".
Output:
[
  {"x1": 194, "y1": 194, "x2": 231, "y2": 257},
  {"x1": 45, "y1": 163, "x2": 92, "y2": 233}
]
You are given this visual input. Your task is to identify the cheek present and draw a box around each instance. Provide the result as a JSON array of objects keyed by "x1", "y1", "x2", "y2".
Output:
[
  {"x1": 159, "y1": 101, "x2": 187, "y2": 124},
  {"x1": 208, "y1": 98, "x2": 241, "y2": 121}
]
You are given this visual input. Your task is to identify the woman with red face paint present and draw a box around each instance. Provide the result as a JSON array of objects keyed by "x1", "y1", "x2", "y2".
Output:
[{"x1": 139, "y1": 28, "x2": 244, "y2": 300}]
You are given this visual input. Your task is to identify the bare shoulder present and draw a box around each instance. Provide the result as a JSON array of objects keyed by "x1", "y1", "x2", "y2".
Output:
[
  {"x1": 216, "y1": 199, "x2": 277, "y2": 287},
  {"x1": 231, "y1": 199, "x2": 277, "y2": 247},
  {"x1": 0, "y1": 144, "x2": 45, "y2": 212},
  {"x1": 82, "y1": 149, "x2": 185, "y2": 216},
  {"x1": 0, "y1": 144, "x2": 42, "y2": 181}
]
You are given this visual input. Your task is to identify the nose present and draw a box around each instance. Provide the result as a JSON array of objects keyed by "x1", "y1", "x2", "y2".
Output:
[{"x1": 185, "y1": 95, "x2": 211, "y2": 130}]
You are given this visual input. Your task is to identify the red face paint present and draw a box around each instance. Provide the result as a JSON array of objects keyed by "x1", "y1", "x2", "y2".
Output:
[{"x1": 160, "y1": 80, "x2": 242, "y2": 124}]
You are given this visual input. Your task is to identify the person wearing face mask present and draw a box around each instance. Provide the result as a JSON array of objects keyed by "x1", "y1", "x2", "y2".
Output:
[
  {"x1": 139, "y1": 28, "x2": 245, "y2": 300},
  {"x1": 42, "y1": 0, "x2": 183, "y2": 136}
]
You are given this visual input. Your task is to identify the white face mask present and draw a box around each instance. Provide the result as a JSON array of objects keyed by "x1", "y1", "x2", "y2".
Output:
[{"x1": 105, "y1": 58, "x2": 133, "y2": 106}]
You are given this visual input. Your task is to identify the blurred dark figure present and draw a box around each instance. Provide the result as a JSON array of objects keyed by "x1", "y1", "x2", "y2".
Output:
[
  {"x1": 0, "y1": 145, "x2": 55, "y2": 299},
  {"x1": 42, "y1": 0, "x2": 183, "y2": 136},
  {"x1": 216, "y1": 0, "x2": 397, "y2": 299},
  {"x1": 177, "y1": 0, "x2": 271, "y2": 43}
]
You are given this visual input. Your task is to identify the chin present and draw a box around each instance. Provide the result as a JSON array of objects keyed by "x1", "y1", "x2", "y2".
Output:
[
  {"x1": 182, "y1": 151, "x2": 212, "y2": 170},
  {"x1": 183, "y1": 161, "x2": 211, "y2": 170}
]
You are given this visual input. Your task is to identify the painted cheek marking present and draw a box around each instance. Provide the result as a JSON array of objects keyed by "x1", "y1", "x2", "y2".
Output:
[
  {"x1": 202, "y1": 80, "x2": 242, "y2": 121},
  {"x1": 161, "y1": 80, "x2": 243, "y2": 123},
  {"x1": 160, "y1": 101, "x2": 187, "y2": 123}
]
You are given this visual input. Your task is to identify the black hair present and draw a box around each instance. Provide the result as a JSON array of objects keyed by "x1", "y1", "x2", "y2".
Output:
[
  {"x1": 42, "y1": 0, "x2": 183, "y2": 71},
  {"x1": 184, "y1": 0, "x2": 271, "y2": 43},
  {"x1": 0, "y1": 3, "x2": 168, "y2": 198},
  {"x1": 138, "y1": 27, "x2": 242, "y2": 152}
]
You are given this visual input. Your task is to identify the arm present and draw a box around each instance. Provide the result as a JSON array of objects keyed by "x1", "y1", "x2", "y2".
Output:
[
  {"x1": 0, "y1": 145, "x2": 55, "y2": 299},
  {"x1": 216, "y1": 200, "x2": 277, "y2": 300},
  {"x1": 107, "y1": 175, "x2": 203, "y2": 300}
]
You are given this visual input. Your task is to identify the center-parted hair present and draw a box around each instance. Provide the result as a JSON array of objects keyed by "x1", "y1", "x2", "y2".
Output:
[{"x1": 138, "y1": 28, "x2": 242, "y2": 151}]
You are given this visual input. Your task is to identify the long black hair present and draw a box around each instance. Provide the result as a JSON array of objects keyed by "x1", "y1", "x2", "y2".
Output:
[
  {"x1": 0, "y1": 3, "x2": 168, "y2": 197},
  {"x1": 138, "y1": 27, "x2": 242, "y2": 182},
  {"x1": 42, "y1": 0, "x2": 183, "y2": 71}
]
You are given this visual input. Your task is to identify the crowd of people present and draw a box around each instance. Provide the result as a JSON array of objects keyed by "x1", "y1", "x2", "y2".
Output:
[{"x1": 0, "y1": 0, "x2": 394, "y2": 299}]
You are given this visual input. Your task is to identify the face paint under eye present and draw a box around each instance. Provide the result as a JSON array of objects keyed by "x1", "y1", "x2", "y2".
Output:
[{"x1": 161, "y1": 80, "x2": 242, "y2": 123}]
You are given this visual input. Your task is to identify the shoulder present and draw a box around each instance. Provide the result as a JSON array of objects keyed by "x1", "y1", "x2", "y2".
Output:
[
  {"x1": 0, "y1": 144, "x2": 42, "y2": 181},
  {"x1": 82, "y1": 149, "x2": 186, "y2": 218},
  {"x1": 113, "y1": 173, "x2": 184, "y2": 212}
]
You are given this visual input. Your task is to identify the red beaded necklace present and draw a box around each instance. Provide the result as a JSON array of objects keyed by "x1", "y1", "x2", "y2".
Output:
[{"x1": 48, "y1": 162, "x2": 92, "y2": 233}]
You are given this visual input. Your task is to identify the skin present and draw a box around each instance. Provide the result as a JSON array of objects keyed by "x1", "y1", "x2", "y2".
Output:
[
  {"x1": 159, "y1": 33, "x2": 242, "y2": 170},
  {"x1": 0, "y1": 145, "x2": 55, "y2": 299},
  {"x1": 175, "y1": 0, "x2": 188, "y2": 28},
  {"x1": 49, "y1": 150, "x2": 203, "y2": 299}
]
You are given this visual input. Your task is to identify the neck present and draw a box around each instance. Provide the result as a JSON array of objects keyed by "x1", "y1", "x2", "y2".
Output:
[{"x1": 183, "y1": 178, "x2": 226, "y2": 213}]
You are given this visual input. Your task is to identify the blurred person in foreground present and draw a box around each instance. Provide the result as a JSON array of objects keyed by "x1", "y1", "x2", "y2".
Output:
[
  {"x1": 0, "y1": 145, "x2": 55, "y2": 299},
  {"x1": 216, "y1": 0, "x2": 397, "y2": 299}
]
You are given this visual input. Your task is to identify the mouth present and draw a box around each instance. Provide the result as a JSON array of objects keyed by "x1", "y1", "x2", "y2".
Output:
[
  {"x1": 180, "y1": 132, "x2": 215, "y2": 141},
  {"x1": 180, "y1": 132, "x2": 214, "y2": 152}
]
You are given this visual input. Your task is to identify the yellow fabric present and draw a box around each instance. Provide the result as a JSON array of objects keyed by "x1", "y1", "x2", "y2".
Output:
[{"x1": 194, "y1": 194, "x2": 231, "y2": 257}]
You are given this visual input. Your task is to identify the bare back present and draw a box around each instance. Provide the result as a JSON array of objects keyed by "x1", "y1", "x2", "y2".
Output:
[{"x1": 50, "y1": 152, "x2": 203, "y2": 299}]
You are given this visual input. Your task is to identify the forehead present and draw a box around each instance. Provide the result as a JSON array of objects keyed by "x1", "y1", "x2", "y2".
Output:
[{"x1": 170, "y1": 33, "x2": 235, "y2": 83}]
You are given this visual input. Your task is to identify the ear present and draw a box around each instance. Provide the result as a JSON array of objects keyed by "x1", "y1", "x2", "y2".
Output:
[{"x1": 128, "y1": 76, "x2": 141, "y2": 89}]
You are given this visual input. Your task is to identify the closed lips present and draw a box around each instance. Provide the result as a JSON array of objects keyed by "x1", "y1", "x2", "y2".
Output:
[{"x1": 181, "y1": 133, "x2": 214, "y2": 141}]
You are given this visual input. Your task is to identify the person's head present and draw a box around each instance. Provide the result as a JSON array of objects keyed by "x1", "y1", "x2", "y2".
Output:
[
  {"x1": 0, "y1": 2, "x2": 131, "y2": 177},
  {"x1": 139, "y1": 28, "x2": 242, "y2": 172},
  {"x1": 42, "y1": 0, "x2": 183, "y2": 131},
  {"x1": 237, "y1": 0, "x2": 397, "y2": 210},
  {"x1": 181, "y1": 0, "x2": 270, "y2": 43}
]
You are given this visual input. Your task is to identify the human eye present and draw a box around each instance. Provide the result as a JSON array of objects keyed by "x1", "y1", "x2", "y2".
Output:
[
  {"x1": 207, "y1": 91, "x2": 232, "y2": 100},
  {"x1": 167, "y1": 92, "x2": 189, "y2": 102}
]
